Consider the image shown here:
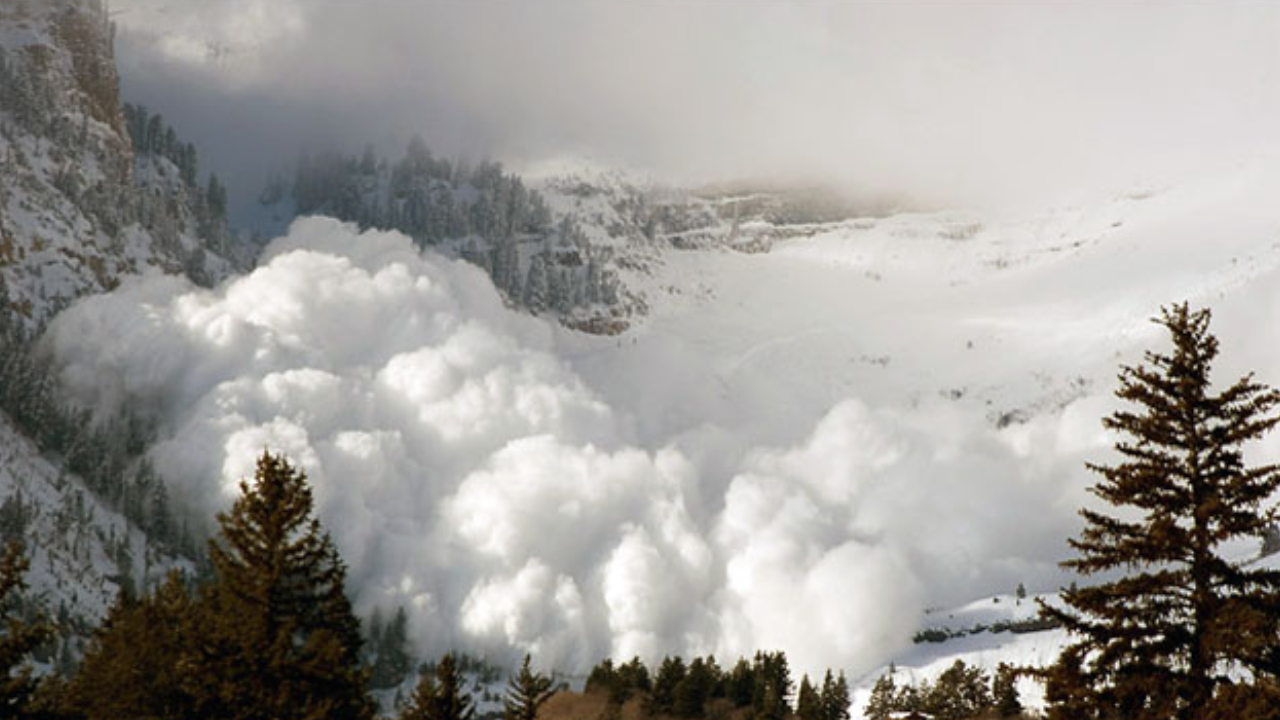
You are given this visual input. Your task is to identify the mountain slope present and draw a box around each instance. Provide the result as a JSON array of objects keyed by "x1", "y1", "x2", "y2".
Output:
[{"x1": 0, "y1": 0, "x2": 243, "y2": 329}]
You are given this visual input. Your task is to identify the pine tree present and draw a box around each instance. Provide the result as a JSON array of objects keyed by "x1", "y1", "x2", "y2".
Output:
[
  {"x1": 371, "y1": 606, "x2": 413, "y2": 689},
  {"x1": 1041, "y1": 303, "x2": 1280, "y2": 719},
  {"x1": 818, "y1": 670, "x2": 849, "y2": 720},
  {"x1": 673, "y1": 657, "x2": 718, "y2": 718},
  {"x1": 863, "y1": 671, "x2": 896, "y2": 720},
  {"x1": 991, "y1": 663, "x2": 1022, "y2": 718},
  {"x1": 725, "y1": 659, "x2": 755, "y2": 708},
  {"x1": 650, "y1": 655, "x2": 687, "y2": 715},
  {"x1": 401, "y1": 653, "x2": 475, "y2": 720},
  {"x1": 925, "y1": 660, "x2": 989, "y2": 720},
  {"x1": 524, "y1": 253, "x2": 550, "y2": 313},
  {"x1": 62, "y1": 571, "x2": 195, "y2": 720},
  {"x1": 186, "y1": 451, "x2": 373, "y2": 720},
  {"x1": 749, "y1": 652, "x2": 791, "y2": 720},
  {"x1": 504, "y1": 654, "x2": 554, "y2": 720},
  {"x1": 794, "y1": 675, "x2": 820, "y2": 720},
  {"x1": 0, "y1": 542, "x2": 49, "y2": 719}
]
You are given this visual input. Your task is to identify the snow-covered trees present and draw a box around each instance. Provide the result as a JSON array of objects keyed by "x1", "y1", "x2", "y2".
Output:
[{"x1": 278, "y1": 139, "x2": 622, "y2": 322}]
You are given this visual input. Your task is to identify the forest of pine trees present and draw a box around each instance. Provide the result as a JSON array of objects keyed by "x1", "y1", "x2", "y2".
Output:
[
  {"x1": 863, "y1": 661, "x2": 1025, "y2": 720},
  {"x1": 582, "y1": 651, "x2": 849, "y2": 720}
]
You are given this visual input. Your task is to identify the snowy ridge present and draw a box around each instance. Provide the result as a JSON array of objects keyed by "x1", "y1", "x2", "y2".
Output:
[{"x1": 0, "y1": 0, "x2": 239, "y2": 328}]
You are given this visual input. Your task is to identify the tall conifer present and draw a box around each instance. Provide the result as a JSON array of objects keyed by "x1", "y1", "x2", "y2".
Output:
[
  {"x1": 186, "y1": 451, "x2": 372, "y2": 720},
  {"x1": 401, "y1": 653, "x2": 475, "y2": 720},
  {"x1": 1042, "y1": 303, "x2": 1280, "y2": 719},
  {"x1": 504, "y1": 654, "x2": 554, "y2": 720}
]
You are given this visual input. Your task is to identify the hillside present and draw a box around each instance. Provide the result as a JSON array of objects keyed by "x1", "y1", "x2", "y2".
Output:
[
  {"x1": 0, "y1": 0, "x2": 245, "y2": 329},
  {"x1": 0, "y1": 0, "x2": 239, "y2": 659}
]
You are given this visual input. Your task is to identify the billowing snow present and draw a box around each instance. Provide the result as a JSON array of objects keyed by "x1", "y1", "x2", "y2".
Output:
[{"x1": 41, "y1": 164, "x2": 1280, "y2": 686}]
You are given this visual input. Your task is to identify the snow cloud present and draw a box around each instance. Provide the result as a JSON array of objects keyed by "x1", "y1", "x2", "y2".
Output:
[
  {"x1": 111, "y1": 1, "x2": 1280, "y2": 216},
  {"x1": 45, "y1": 219, "x2": 1103, "y2": 676}
]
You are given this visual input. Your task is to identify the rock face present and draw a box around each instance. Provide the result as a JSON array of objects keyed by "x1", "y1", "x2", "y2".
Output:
[{"x1": 0, "y1": 0, "x2": 242, "y2": 329}]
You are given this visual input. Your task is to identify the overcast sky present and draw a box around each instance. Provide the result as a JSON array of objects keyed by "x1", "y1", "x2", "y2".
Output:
[{"x1": 112, "y1": 1, "x2": 1280, "y2": 218}]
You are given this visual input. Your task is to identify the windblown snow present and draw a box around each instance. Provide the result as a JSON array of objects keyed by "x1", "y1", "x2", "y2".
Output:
[{"x1": 42, "y1": 165, "x2": 1280, "y2": 682}]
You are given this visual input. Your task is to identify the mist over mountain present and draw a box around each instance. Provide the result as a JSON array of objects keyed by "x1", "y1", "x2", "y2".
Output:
[{"x1": 110, "y1": 1, "x2": 1280, "y2": 222}]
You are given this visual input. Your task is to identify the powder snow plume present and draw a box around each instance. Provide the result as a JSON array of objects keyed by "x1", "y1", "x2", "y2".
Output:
[{"x1": 46, "y1": 217, "x2": 1112, "y2": 676}]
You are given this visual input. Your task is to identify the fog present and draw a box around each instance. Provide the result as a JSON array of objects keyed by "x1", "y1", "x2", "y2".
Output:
[{"x1": 112, "y1": 1, "x2": 1280, "y2": 220}]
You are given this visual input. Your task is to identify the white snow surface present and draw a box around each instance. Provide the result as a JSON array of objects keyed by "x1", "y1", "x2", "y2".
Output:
[
  {"x1": 0, "y1": 411, "x2": 188, "y2": 629},
  {"x1": 40, "y1": 164, "x2": 1280, "y2": 686}
]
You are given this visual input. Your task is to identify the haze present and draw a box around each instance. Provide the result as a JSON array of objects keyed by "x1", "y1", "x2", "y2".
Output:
[{"x1": 112, "y1": 1, "x2": 1280, "y2": 221}]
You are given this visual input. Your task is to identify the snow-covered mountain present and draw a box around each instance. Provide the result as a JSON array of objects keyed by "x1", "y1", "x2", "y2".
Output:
[
  {"x1": 0, "y1": 0, "x2": 246, "y2": 329},
  {"x1": 0, "y1": 0, "x2": 236, "y2": 658}
]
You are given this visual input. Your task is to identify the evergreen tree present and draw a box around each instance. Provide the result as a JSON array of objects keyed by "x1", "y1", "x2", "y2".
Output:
[
  {"x1": 1041, "y1": 304, "x2": 1280, "y2": 719},
  {"x1": 401, "y1": 654, "x2": 475, "y2": 720},
  {"x1": 650, "y1": 656, "x2": 687, "y2": 715},
  {"x1": 585, "y1": 659, "x2": 618, "y2": 698},
  {"x1": 62, "y1": 571, "x2": 195, "y2": 720},
  {"x1": 371, "y1": 606, "x2": 413, "y2": 689},
  {"x1": 818, "y1": 670, "x2": 849, "y2": 720},
  {"x1": 0, "y1": 542, "x2": 49, "y2": 719},
  {"x1": 504, "y1": 654, "x2": 554, "y2": 720},
  {"x1": 749, "y1": 651, "x2": 791, "y2": 720},
  {"x1": 185, "y1": 451, "x2": 373, "y2": 720},
  {"x1": 794, "y1": 675, "x2": 820, "y2": 720},
  {"x1": 524, "y1": 254, "x2": 550, "y2": 313},
  {"x1": 617, "y1": 656, "x2": 652, "y2": 698},
  {"x1": 863, "y1": 671, "x2": 896, "y2": 720},
  {"x1": 991, "y1": 663, "x2": 1022, "y2": 718},
  {"x1": 673, "y1": 657, "x2": 718, "y2": 718},
  {"x1": 925, "y1": 660, "x2": 989, "y2": 720},
  {"x1": 725, "y1": 659, "x2": 755, "y2": 708}
]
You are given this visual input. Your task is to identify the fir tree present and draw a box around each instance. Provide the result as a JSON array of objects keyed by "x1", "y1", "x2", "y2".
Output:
[
  {"x1": 794, "y1": 675, "x2": 820, "y2": 720},
  {"x1": 649, "y1": 655, "x2": 687, "y2": 715},
  {"x1": 991, "y1": 663, "x2": 1022, "y2": 718},
  {"x1": 673, "y1": 657, "x2": 718, "y2": 718},
  {"x1": 818, "y1": 670, "x2": 849, "y2": 720},
  {"x1": 863, "y1": 671, "x2": 896, "y2": 720},
  {"x1": 1041, "y1": 303, "x2": 1280, "y2": 719},
  {"x1": 62, "y1": 571, "x2": 195, "y2": 720},
  {"x1": 504, "y1": 654, "x2": 554, "y2": 720},
  {"x1": 749, "y1": 651, "x2": 791, "y2": 720},
  {"x1": 186, "y1": 451, "x2": 373, "y2": 720},
  {"x1": 371, "y1": 606, "x2": 413, "y2": 689},
  {"x1": 401, "y1": 654, "x2": 475, "y2": 720},
  {"x1": 0, "y1": 542, "x2": 49, "y2": 719},
  {"x1": 725, "y1": 659, "x2": 755, "y2": 708}
]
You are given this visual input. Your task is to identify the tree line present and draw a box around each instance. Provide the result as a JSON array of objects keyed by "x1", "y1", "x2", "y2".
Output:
[
  {"x1": 863, "y1": 661, "x2": 1024, "y2": 720},
  {"x1": 584, "y1": 651, "x2": 849, "y2": 720}
]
